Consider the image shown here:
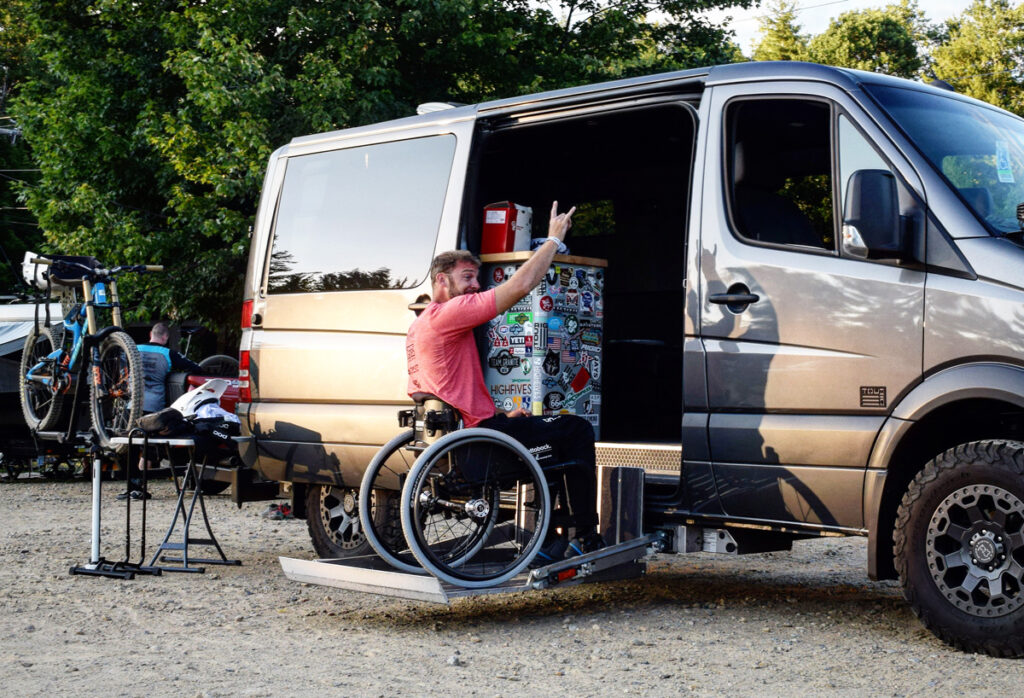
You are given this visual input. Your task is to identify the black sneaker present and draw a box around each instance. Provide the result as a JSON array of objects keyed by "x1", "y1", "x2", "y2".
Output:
[
  {"x1": 116, "y1": 489, "x2": 151, "y2": 501},
  {"x1": 567, "y1": 532, "x2": 606, "y2": 557},
  {"x1": 529, "y1": 535, "x2": 568, "y2": 568}
]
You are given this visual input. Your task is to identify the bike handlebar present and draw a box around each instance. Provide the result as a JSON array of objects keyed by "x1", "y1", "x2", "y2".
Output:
[{"x1": 29, "y1": 257, "x2": 164, "y2": 278}]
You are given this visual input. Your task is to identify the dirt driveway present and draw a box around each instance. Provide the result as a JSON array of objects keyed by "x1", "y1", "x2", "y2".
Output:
[{"x1": 0, "y1": 479, "x2": 1019, "y2": 696}]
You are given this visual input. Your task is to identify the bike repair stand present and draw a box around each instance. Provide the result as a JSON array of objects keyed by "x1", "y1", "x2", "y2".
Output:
[{"x1": 66, "y1": 430, "x2": 161, "y2": 580}]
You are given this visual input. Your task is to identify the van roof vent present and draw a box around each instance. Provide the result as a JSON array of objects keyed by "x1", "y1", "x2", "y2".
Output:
[{"x1": 416, "y1": 101, "x2": 465, "y2": 115}]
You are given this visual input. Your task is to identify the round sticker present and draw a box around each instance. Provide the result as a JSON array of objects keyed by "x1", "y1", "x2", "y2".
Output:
[
  {"x1": 548, "y1": 317, "x2": 563, "y2": 332},
  {"x1": 493, "y1": 267, "x2": 505, "y2": 283},
  {"x1": 539, "y1": 296, "x2": 553, "y2": 312}
]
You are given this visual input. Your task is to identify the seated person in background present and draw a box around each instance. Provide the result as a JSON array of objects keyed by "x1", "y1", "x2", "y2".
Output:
[
  {"x1": 137, "y1": 321, "x2": 202, "y2": 414},
  {"x1": 406, "y1": 202, "x2": 604, "y2": 563},
  {"x1": 118, "y1": 322, "x2": 202, "y2": 501}
]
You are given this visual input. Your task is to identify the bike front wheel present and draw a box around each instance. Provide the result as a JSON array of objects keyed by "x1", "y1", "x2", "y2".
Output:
[
  {"x1": 89, "y1": 331, "x2": 143, "y2": 451},
  {"x1": 19, "y1": 325, "x2": 70, "y2": 431}
]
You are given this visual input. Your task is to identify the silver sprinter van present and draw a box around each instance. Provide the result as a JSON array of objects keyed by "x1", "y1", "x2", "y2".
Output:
[{"x1": 239, "y1": 61, "x2": 1024, "y2": 655}]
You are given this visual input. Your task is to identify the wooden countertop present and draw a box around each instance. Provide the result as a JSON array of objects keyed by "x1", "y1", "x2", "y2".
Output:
[{"x1": 479, "y1": 252, "x2": 608, "y2": 267}]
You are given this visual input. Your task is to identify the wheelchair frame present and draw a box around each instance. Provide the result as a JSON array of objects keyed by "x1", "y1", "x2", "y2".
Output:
[{"x1": 279, "y1": 397, "x2": 667, "y2": 602}]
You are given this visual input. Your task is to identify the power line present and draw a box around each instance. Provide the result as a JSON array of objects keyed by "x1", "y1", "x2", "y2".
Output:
[{"x1": 727, "y1": 0, "x2": 851, "y2": 24}]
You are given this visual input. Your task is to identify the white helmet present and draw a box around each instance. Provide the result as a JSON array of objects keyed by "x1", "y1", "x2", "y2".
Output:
[{"x1": 169, "y1": 378, "x2": 229, "y2": 418}]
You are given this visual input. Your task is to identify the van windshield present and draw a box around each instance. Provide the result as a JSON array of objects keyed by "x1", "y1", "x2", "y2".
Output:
[{"x1": 866, "y1": 83, "x2": 1024, "y2": 235}]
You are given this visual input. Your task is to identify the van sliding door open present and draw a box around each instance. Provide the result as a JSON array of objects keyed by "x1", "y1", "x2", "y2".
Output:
[{"x1": 469, "y1": 100, "x2": 698, "y2": 491}]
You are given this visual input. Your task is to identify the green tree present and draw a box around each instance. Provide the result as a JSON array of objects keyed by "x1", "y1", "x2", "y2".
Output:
[
  {"x1": 807, "y1": 3, "x2": 922, "y2": 77},
  {"x1": 931, "y1": 0, "x2": 1024, "y2": 115},
  {"x1": 0, "y1": 0, "x2": 43, "y2": 291},
  {"x1": 752, "y1": 0, "x2": 808, "y2": 62},
  {"x1": 12, "y1": 0, "x2": 753, "y2": 348}
]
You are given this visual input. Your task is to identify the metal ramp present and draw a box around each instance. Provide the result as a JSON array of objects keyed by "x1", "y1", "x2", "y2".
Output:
[{"x1": 280, "y1": 533, "x2": 664, "y2": 604}]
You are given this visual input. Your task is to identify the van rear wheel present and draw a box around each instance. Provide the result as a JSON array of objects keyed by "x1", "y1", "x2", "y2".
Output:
[
  {"x1": 306, "y1": 483, "x2": 377, "y2": 558},
  {"x1": 894, "y1": 440, "x2": 1024, "y2": 657}
]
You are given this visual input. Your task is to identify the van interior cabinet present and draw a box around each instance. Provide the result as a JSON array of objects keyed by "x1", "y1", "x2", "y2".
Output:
[{"x1": 479, "y1": 253, "x2": 607, "y2": 438}]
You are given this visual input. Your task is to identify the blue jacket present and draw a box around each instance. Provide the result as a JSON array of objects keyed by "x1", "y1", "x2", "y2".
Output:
[{"x1": 138, "y1": 344, "x2": 202, "y2": 413}]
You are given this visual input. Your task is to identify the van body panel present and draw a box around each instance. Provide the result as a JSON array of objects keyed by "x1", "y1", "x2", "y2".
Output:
[
  {"x1": 711, "y1": 462, "x2": 864, "y2": 528},
  {"x1": 246, "y1": 120, "x2": 475, "y2": 483},
  {"x1": 924, "y1": 273, "x2": 1024, "y2": 375},
  {"x1": 707, "y1": 413, "x2": 882, "y2": 528},
  {"x1": 695, "y1": 80, "x2": 926, "y2": 527},
  {"x1": 708, "y1": 414, "x2": 884, "y2": 467}
]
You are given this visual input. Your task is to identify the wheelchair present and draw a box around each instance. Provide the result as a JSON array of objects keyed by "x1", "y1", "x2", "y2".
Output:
[{"x1": 358, "y1": 394, "x2": 555, "y2": 588}]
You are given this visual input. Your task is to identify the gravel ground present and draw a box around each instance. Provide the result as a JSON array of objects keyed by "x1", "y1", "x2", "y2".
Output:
[{"x1": 0, "y1": 478, "x2": 1020, "y2": 696}]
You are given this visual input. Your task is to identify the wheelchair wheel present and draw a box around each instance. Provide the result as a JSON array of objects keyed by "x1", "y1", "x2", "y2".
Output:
[
  {"x1": 400, "y1": 428, "x2": 550, "y2": 588},
  {"x1": 359, "y1": 429, "x2": 424, "y2": 574}
]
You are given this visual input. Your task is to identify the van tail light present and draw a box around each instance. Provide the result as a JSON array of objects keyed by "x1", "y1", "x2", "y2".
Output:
[
  {"x1": 241, "y1": 299, "x2": 254, "y2": 329},
  {"x1": 238, "y1": 350, "x2": 251, "y2": 404}
]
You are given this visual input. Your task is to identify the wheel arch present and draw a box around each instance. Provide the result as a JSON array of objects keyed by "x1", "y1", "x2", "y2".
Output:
[{"x1": 866, "y1": 362, "x2": 1024, "y2": 580}]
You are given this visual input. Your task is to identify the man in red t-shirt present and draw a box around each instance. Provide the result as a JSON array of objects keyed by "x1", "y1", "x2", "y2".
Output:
[{"x1": 406, "y1": 202, "x2": 602, "y2": 561}]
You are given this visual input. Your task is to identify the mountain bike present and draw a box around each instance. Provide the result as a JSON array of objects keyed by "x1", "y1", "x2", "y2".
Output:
[{"x1": 19, "y1": 254, "x2": 162, "y2": 450}]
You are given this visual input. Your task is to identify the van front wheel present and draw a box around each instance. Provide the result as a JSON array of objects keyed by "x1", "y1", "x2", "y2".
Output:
[
  {"x1": 894, "y1": 440, "x2": 1024, "y2": 657},
  {"x1": 306, "y1": 484, "x2": 376, "y2": 558}
]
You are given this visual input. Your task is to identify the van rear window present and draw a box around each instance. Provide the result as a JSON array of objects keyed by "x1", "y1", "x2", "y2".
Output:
[{"x1": 267, "y1": 135, "x2": 456, "y2": 293}]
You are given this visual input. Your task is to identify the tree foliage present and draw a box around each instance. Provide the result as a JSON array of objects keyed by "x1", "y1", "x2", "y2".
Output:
[
  {"x1": 931, "y1": 0, "x2": 1024, "y2": 115},
  {"x1": 0, "y1": 0, "x2": 43, "y2": 291},
  {"x1": 11, "y1": 0, "x2": 752, "y2": 347},
  {"x1": 807, "y1": 2, "x2": 922, "y2": 78},
  {"x1": 752, "y1": 0, "x2": 808, "y2": 62}
]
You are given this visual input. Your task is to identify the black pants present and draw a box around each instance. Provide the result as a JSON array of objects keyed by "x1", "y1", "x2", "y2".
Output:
[{"x1": 477, "y1": 413, "x2": 598, "y2": 531}]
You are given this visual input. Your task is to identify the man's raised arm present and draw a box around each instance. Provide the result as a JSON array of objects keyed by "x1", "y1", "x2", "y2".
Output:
[{"x1": 494, "y1": 201, "x2": 575, "y2": 314}]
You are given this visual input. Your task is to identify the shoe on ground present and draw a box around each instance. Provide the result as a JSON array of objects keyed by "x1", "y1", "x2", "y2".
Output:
[
  {"x1": 261, "y1": 503, "x2": 294, "y2": 520},
  {"x1": 529, "y1": 535, "x2": 568, "y2": 569},
  {"x1": 116, "y1": 489, "x2": 151, "y2": 501},
  {"x1": 567, "y1": 532, "x2": 607, "y2": 557}
]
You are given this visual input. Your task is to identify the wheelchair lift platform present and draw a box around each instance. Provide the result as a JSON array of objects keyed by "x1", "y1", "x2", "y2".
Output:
[{"x1": 279, "y1": 533, "x2": 663, "y2": 604}]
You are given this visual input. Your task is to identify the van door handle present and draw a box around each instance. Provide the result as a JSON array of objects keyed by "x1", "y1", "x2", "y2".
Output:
[
  {"x1": 708, "y1": 293, "x2": 759, "y2": 304},
  {"x1": 251, "y1": 313, "x2": 263, "y2": 327},
  {"x1": 709, "y1": 284, "x2": 760, "y2": 312}
]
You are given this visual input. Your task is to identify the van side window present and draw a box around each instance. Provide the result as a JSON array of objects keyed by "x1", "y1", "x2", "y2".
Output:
[
  {"x1": 267, "y1": 135, "x2": 457, "y2": 294},
  {"x1": 726, "y1": 99, "x2": 835, "y2": 250},
  {"x1": 838, "y1": 115, "x2": 894, "y2": 223}
]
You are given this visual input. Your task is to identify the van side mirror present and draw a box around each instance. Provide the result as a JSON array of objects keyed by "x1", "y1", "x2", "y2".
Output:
[{"x1": 842, "y1": 169, "x2": 904, "y2": 261}]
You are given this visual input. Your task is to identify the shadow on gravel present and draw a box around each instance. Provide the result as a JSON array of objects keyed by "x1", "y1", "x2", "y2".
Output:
[{"x1": 351, "y1": 560, "x2": 910, "y2": 640}]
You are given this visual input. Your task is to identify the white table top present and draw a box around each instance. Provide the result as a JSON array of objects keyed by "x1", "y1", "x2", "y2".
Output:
[{"x1": 110, "y1": 436, "x2": 195, "y2": 447}]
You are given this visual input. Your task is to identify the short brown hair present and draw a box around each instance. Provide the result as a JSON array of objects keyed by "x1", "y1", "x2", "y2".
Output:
[
  {"x1": 150, "y1": 321, "x2": 170, "y2": 343},
  {"x1": 429, "y1": 250, "x2": 480, "y2": 283}
]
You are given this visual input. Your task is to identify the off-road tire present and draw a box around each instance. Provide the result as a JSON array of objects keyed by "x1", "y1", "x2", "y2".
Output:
[
  {"x1": 88, "y1": 331, "x2": 144, "y2": 452},
  {"x1": 19, "y1": 325, "x2": 70, "y2": 432},
  {"x1": 894, "y1": 440, "x2": 1024, "y2": 657},
  {"x1": 307, "y1": 483, "x2": 376, "y2": 559}
]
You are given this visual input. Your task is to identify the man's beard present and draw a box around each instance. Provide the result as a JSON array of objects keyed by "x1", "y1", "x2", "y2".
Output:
[{"x1": 446, "y1": 275, "x2": 476, "y2": 298}]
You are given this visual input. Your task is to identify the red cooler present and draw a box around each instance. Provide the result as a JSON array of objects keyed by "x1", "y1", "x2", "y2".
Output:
[{"x1": 481, "y1": 202, "x2": 532, "y2": 254}]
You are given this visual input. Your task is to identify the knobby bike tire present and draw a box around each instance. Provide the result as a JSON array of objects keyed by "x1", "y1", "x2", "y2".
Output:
[
  {"x1": 89, "y1": 330, "x2": 144, "y2": 452},
  {"x1": 19, "y1": 325, "x2": 70, "y2": 432}
]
